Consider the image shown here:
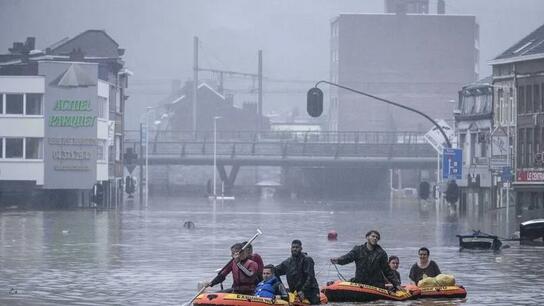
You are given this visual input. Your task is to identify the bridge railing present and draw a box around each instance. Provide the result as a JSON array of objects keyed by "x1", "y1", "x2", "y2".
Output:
[{"x1": 124, "y1": 130, "x2": 428, "y2": 145}]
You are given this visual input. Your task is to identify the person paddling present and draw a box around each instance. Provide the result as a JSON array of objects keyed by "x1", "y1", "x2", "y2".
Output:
[
  {"x1": 208, "y1": 243, "x2": 259, "y2": 294},
  {"x1": 241, "y1": 241, "x2": 264, "y2": 282}
]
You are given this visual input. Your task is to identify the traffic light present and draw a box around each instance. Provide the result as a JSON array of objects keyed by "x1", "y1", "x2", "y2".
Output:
[
  {"x1": 123, "y1": 148, "x2": 138, "y2": 164},
  {"x1": 307, "y1": 87, "x2": 323, "y2": 117},
  {"x1": 418, "y1": 181, "x2": 430, "y2": 200},
  {"x1": 445, "y1": 180, "x2": 459, "y2": 204}
]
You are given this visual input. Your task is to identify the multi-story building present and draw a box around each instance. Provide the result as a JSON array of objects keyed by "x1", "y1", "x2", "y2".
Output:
[
  {"x1": 329, "y1": 0, "x2": 478, "y2": 132},
  {"x1": 490, "y1": 23, "x2": 544, "y2": 217},
  {"x1": 0, "y1": 30, "x2": 129, "y2": 208},
  {"x1": 455, "y1": 77, "x2": 493, "y2": 214}
]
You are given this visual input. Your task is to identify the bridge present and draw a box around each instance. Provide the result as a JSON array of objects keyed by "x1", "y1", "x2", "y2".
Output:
[
  {"x1": 124, "y1": 130, "x2": 436, "y2": 168},
  {"x1": 124, "y1": 130, "x2": 437, "y2": 197}
]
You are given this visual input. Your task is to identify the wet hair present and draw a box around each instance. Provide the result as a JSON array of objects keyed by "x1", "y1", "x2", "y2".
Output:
[
  {"x1": 388, "y1": 255, "x2": 399, "y2": 263},
  {"x1": 365, "y1": 230, "x2": 381, "y2": 240},
  {"x1": 291, "y1": 239, "x2": 302, "y2": 246},
  {"x1": 231, "y1": 243, "x2": 244, "y2": 251},
  {"x1": 263, "y1": 264, "x2": 275, "y2": 273},
  {"x1": 418, "y1": 247, "x2": 430, "y2": 255}
]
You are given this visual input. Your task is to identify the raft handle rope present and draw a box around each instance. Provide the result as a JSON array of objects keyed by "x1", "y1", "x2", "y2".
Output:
[{"x1": 332, "y1": 262, "x2": 347, "y2": 281}]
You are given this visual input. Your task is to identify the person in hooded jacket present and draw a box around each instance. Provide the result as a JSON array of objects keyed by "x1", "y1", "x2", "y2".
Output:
[
  {"x1": 255, "y1": 264, "x2": 288, "y2": 300},
  {"x1": 330, "y1": 230, "x2": 400, "y2": 290},
  {"x1": 275, "y1": 240, "x2": 320, "y2": 305}
]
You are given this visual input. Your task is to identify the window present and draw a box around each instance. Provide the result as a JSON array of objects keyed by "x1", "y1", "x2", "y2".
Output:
[
  {"x1": 98, "y1": 96, "x2": 108, "y2": 119},
  {"x1": 518, "y1": 86, "x2": 525, "y2": 114},
  {"x1": 535, "y1": 85, "x2": 541, "y2": 113},
  {"x1": 0, "y1": 138, "x2": 3, "y2": 158},
  {"x1": 510, "y1": 88, "x2": 515, "y2": 124},
  {"x1": 518, "y1": 129, "x2": 524, "y2": 167},
  {"x1": 6, "y1": 94, "x2": 23, "y2": 114},
  {"x1": 97, "y1": 140, "x2": 106, "y2": 161},
  {"x1": 5, "y1": 138, "x2": 23, "y2": 158},
  {"x1": 0, "y1": 94, "x2": 3, "y2": 113},
  {"x1": 26, "y1": 94, "x2": 42, "y2": 115},
  {"x1": 498, "y1": 89, "x2": 504, "y2": 124},
  {"x1": 527, "y1": 128, "x2": 533, "y2": 167},
  {"x1": 25, "y1": 138, "x2": 42, "y2": 159},
  {"x1": 526, "y1": 85, "x2": 533, "y2": 113}
]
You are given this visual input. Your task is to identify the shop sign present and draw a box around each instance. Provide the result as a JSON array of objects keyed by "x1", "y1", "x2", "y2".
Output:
[{"x1": 516, "y1": 169, "x2": 544, "y2": 182}]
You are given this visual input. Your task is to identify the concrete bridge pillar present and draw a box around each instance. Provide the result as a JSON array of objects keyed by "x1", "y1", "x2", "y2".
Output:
[{"x1": 217, "y1": 164, "x2": 240, "y2": 196}]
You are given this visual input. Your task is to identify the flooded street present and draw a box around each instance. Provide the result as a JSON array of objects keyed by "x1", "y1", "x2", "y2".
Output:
[{"x1": 1, "y1": 196, "x2": 544, "y2": 305}]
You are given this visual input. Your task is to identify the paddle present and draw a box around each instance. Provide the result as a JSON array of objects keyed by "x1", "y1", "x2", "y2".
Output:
[{"x1": 182, "y1": 228, "x2": 263, "y2": 306}]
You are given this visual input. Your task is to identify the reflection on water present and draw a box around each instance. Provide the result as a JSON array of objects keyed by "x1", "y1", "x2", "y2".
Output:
[{"x1": 1, "y1": 197, "x2": 544, "y2": 305}]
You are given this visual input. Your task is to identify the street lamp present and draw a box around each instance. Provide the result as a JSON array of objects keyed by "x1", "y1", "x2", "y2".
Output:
[{"x1": 142, "y1": 106, "x2": 168, "y2": 207}]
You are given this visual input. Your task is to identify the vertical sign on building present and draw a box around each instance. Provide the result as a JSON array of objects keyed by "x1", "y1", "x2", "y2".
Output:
[{"x1": 40, "y1": 62, "x2": 99, "y2": 189}]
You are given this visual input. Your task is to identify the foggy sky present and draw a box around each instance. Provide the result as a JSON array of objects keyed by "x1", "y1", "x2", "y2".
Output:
[{"x1": 1, "y1": 0, "x2": 544, "y2": 128}]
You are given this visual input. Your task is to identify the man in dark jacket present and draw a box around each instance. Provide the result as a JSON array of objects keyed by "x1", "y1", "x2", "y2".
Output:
[
  {"x1": 330, "y1": 230, "x2": 400, "y2": 289},
  {"x1": 275, "y1": 240, "x2": 320, "y2": 304}
]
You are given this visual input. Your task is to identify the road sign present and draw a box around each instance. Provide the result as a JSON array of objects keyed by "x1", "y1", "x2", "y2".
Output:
[
  {"x1": 442, "y1": 148, "x2": 462, "y2": 179},
  {"x1": 501, "y1": 166, "x2": 512, "y2": 182},
  {"x1": 424, "y1": 119, "x2": 456, "y2": 153}
]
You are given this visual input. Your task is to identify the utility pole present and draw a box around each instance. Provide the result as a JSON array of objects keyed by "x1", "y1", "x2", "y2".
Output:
[
  {"x1": 193, "y1": 36, "x2": 199, "y2": 138},
  {"x1": 258, "y1": 50, "x2": 263, "y2": 132}
]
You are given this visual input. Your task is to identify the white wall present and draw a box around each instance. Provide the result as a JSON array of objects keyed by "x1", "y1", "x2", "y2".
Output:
[
  {"x1": 0, "y1": 160, "x2": 44, "y2": 185},
  {"x1": 0, "y1": 76, "x2": 45, "y2": 93},
  {"x1": 0, "y1": 117, "x2": 44, "y2": 137}
]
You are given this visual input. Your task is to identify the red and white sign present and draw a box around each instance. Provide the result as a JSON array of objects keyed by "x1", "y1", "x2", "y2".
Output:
[{"x1": 517, "y1": 169, "x2": 544, "y2": 182}]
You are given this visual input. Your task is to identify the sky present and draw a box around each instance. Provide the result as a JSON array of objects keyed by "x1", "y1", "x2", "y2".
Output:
[{"x1": 1, "y1": 0, "x2": 544, "y2": 128}]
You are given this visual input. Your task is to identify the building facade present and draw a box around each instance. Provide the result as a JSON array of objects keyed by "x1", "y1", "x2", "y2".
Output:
[
  {"x1": 455, "y1": 77, "x2": 493, "y2": 214},
  {"x1": 490, "y1": 23, "x2": 544, "y2": 218},
  {"x1": 0, "y1": 30, "x2": 129, "y2": 208},
  {"x1": 329, "y1": 6, "x2": 478, "y2": 132}
]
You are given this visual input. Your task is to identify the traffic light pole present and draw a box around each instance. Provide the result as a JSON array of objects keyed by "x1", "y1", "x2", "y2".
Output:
[{"x1": 311, "y1": 80, "x2": 452, "y2": 148}]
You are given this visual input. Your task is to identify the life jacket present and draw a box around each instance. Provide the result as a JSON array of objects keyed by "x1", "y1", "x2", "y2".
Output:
[{"x1": 255, "y1": 276, "x2": 279, "y2": 298}]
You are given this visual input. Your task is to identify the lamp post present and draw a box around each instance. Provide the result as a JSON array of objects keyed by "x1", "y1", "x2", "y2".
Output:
[
  {"x1": 213, "y1": 116, "x2": 222, "y2": 198},
  {"x1": 143, "y1": 106, "x2": 167, "y2": 207}
]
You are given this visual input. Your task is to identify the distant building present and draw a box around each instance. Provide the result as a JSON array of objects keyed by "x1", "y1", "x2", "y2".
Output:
[
  {"x1": 490, "y1": 23, "x2": 544, "y2": 217},
  {"x1": 0, "y1": 30, "x2": 130, "y2": 207},
  {"x1": 158, "y1": 81, "x2": 270, "y2": 136},
  {"x1": 329, "y1": 4, "x2": 478, "y2": 132},
  {"x1": 455, "y1": 77, "x2": 493, "y2": 214}
]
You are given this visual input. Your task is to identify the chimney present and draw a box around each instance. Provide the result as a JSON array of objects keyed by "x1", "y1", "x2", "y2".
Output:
[{"x1": 25, "y1": 37, "x2": 35, "y2": 50}]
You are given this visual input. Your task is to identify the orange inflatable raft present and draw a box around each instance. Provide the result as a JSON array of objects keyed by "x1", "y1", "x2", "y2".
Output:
[
  {"x1": 404, "y1": 284, "x2": 467, "y2": 299},
  {"x1": 321, "y1": 280, "x2": 418, "y2": 302},
  {"x1": 193, "y1": 292, "x2": 328, "y2": 306}
]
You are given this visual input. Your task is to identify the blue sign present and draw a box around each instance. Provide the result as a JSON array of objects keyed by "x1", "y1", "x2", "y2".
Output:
[
  {"x1": 501, "y1": 166, "x2": 512, "y2": 182},
  {"x1": 442, "y1": 148, "x2": 462, "y2": 179}
]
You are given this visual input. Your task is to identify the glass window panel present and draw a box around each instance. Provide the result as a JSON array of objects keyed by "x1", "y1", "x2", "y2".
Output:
[
  {"x1": 526, "y1": 85, "x2": 533, "y2": 113},
  {"x1": 0, "y1": 138, "x2": 3, "y2": 158},
  {"x1": 6, "y1": 94, "x2": 23, "y2": 114},
  {"x1": 26, "y1": 94, "x2": 42, "y2": 115},
  {"x1": 518, "y1": 86, "x2": 525, "y2": 114},
  {"x1": 25, "y1": 138, "x2": 42, "y2": 159},
  {"x1": 0, "y1": 94, "x2": 4, "y2": 113},
  {"x1": 5, "y1": 138, "x2": 23, "y2": 158}
]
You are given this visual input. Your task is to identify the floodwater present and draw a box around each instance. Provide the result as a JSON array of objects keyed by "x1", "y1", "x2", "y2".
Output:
[{"x1": 0, "y1": 196, "x2": 543, "y2": 305}]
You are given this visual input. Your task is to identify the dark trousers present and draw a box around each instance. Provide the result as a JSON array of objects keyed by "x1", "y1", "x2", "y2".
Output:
[{"x1": 304, "y1": 288, "x2": 321, "y2": 305}]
